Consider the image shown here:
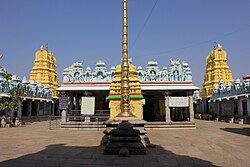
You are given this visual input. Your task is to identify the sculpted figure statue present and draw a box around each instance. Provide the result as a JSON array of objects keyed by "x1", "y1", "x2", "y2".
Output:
[
  {"x1": 161, "y1": 67, "x2": 169, "y2": 81},
  {"x1": 226, "y1": 82, "x2": 232, "y2": 93},
  {"x1": 96, "y1": 71, "x2": 104, "y2": 81},
  {"x1": 213, "y1": 86, "x2": 219, "y2": 94},
  {"x1": 172, "y1": 70, "x2": 179, "y2": 81},
  {"x1": 149, "y1": 70, "x2": 157, "y2": 81},
  {"x1": 138, "y1": 72, "x2": 143, "y2": 81},
  {"x1": 218, "y1": 80, "x2": 225, "y2": 94},
  {"x1": 73, "y1": 72, "x2": 80, "y2": 82},
  {"x1": 233, "y1": 79, "x2": 241, "y2": 90}
]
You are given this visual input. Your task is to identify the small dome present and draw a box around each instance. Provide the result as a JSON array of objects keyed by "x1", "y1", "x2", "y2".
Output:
[
  {"x1": 182, "y1": 61, "x2": 189, "y2": 66},
  {"x1": 137, "y1": 66, "x2": 143, "y2": 70},
  {"x1": 162, "y1": 67, "x2": 168, "y2": 71},
  {"x1": 86, "y1": 66, "x2": 91, "y2": 71},
  {"x1": 147, "y1": 60, "x2": 158, "y2": 66},
  {"x1": 96, "y1": 60, "x2": 106, "y2": 67}
]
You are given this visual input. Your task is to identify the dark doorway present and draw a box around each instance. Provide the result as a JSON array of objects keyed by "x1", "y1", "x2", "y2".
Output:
[
  {"x1": 170, "y1": 107, "x2": 189, "y2": 121},
  {"x1": 143, "y1": 95, "x2": 165, "y2": 122}
]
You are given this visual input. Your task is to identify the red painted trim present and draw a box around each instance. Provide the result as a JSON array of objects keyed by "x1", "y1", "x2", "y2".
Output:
[
  {"x1": 62, "y1": 81, "x2": 192, "y2": 85},
  {"x1": 62, "y1": 82, "x2": 111, "y2": 84},
  {"x1": 243, "y1": 76, "x2": 250, "y2": 79},
  {"x1": 109, "y1": 93, "x2": 142, "y2": 95},
  {"x1": 141, "y1": 81, "x2": 192, "y2": 84}
]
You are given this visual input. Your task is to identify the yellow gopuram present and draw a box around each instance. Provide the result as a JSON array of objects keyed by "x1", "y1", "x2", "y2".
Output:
[
  {"x1": 200, "y1": 44, "x2": 233, "y2": 98},
  {"x1": 30, "y1": 44, "x2": 60, "y2": 98},
  {"x1": 108, "y1": 61, "x2": 143, "y2": 119}
]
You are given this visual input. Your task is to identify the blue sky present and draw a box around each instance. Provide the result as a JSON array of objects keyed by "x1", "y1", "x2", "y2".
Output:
[{"x1": 0, "y1": 0, "x2": 250, "y2": 87}]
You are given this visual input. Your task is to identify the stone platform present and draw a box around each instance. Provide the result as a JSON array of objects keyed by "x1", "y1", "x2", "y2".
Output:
[{"x1": 101, "y1": 117, "x2": 150, "y2": 147}]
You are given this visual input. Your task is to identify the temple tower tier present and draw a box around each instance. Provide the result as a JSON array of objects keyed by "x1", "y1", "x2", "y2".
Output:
[
  {"x1": 30, "y1": 44, "x2": 60, "y2": 98},
  {"x1": 200, "y1": 43, "x2": 233, "y2": 98}
]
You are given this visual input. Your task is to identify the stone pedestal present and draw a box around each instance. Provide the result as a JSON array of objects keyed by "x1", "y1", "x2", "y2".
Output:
[
  {"x1": 189, "y1": 96, "x2": 194, "y2": 122},
  {"x1": 84, "y1": 116, "x2": 91, "y2": 123},
  {"x1": 103, "y1": 121, "x2": 146, "y2": 155},
  {"x1": 101, "y1": 116, "x2": 150, "y2": 147},
  {"x1": 61, "y1": 110, "x2": 67, "y2": 123},
  {"x1": 165, "y1": 96, "x2": 171, "y2": 122}
]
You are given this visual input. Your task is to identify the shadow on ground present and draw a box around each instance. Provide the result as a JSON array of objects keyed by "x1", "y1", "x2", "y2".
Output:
[
  {"x1": 220, "y1": 127, "x2": 250, "y2": 137},
  {"x1": 0, "y1": 144, "x2": 220, "y2": 167}
]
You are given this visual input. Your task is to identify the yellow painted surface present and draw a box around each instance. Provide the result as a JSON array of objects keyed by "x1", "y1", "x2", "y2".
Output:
[
  {"x1": 109, "y1": 99, "x2": 142, "y2": 119},
  {"x1": 109, "y1": 61, "x2": 143, "y2": 119},
  {"x1": 30, "y1": 45, "x2": 60, "y2": 98},
  {"x1": 200, "y1": 44, "x2": 233, "y2": 98}
]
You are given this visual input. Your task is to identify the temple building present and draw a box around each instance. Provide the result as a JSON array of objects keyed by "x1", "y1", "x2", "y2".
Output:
[
  {"x1": 30, "y1": 44, "x2": 60, "y2": 98},
  {"x1": 0, "y1": 66, "x2": 55, "y2": 118},
  {"x1": 58, "y1": 59, "x2": 198, "y2": 123},
  {"x1": 200, "y1": 43, "x2": 233, "y2": 98},
  {"x1": 194, "y1": 76, "x2": 250, "y2": 124}
]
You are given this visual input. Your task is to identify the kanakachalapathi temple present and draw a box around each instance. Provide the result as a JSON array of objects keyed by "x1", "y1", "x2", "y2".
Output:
[{"x1": 58, "y1": 59, "x2": 198, "y2": 123}]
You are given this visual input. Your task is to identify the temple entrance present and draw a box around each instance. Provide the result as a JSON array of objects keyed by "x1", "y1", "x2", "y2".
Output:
[
  {"x1": 170, "y1": 107, "x2": 189, "y2": 121},
  {"x1": 143, "y1": 94, "x2": 165, "y2": 122},
  {"x1": 67, "y1": 90, "x2": 110, "y2": 117}
]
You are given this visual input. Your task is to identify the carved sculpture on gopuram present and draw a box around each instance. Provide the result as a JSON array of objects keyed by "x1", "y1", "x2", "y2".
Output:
[
  {"x1": 93, "y1": 60, "x2": 107, "y2": 81},
  {"x1": 0, "y1": 66, "x2": 52, "y2": 99},
  {"x1": 211, "y1": 76, "x2": 250, "y2": 100},
  {"x1": 62, "y1": 59, "x2": 193, "y2": 83},
  {"x1": 142, "y1": 59, "x2": 192, "y2": 82}
]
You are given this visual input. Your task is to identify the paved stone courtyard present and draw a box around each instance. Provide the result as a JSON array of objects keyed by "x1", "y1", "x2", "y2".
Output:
[{"x1": 0, "y1": 120, "x2": 250, "y2": 167}]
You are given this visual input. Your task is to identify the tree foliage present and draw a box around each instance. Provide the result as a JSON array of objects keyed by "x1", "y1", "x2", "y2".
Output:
[{"x1": 0, "y1": 87, "x2": 23, "y2": 117}]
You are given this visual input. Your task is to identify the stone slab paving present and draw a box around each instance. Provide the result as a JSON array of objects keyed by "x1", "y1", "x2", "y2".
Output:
[{"x1": 0, "y1": 120, "x2": 250, "y2": 167}]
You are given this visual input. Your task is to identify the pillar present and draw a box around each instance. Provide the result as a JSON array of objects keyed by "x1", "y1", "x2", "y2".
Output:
[
  {"x1": 52, "y1": 102, "x2": 55, "y2": 116},
  {"x1": 76, "y1": 94, "x2": 80, "y2": 110},
  {"x1": 36, "y1": 102, "x2": 40, "y2": 116},
  {"x1": 247, "y1": 96, "x2": 250, "y2": 116},
  {"x1": 61, "y1": 110, "x2": 67, "y2": 123},
  {"x1": 43, "y1": 102, "x2": 46, "y2": 115},
  {"x1": 239, "y1": 98, "x2": 243, "y2": 118},
  {"x1": 17, "y1": 100, "x2": 22, "y2": 118},
  {"x1": 69, "y1": 93, "x2": 74, "y2": 111},
  {"x1": 28, "y1": 101, "x2": 32, "y2": 116},
  {"x1": 189, "y1": 96, "x2": 194, "y2": 122},
  {"x1": 165, "y1": 96, "x2": 171, "y2": 122}
]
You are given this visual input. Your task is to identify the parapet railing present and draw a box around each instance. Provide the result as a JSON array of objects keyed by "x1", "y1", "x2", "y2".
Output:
[
  {"x1": 48, "y1": 115, "x2": 110, "y2": 130},
  {"x1": 48, "y1": 116, "x2": 61, "y2": 130}
]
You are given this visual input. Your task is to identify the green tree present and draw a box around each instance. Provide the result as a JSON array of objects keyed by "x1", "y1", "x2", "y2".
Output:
[{"x1": 0, "y1": 87, "x2": 23, "y2": 120}]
